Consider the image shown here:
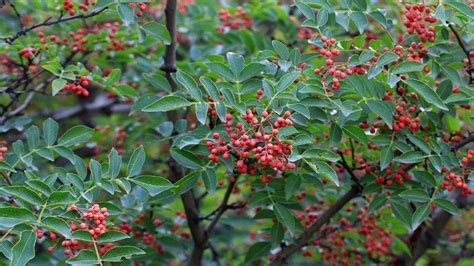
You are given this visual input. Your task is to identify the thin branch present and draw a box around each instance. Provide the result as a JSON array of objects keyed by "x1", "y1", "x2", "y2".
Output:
[
  {"x1": 270, "y1": 185, "x2": 362, "y2": 265},
  {"x1": 6, "y1": 0, "x2": 23, "y2": 29},
  {"x1": 206, "y1": 178, "x2": 238, "y2": 233},
  {"x1": 1, "y1": 6, "x2": 108, "y2": 44},
  {"x1": 447, "y1": 22, "x2": 473, "y2": 84}
]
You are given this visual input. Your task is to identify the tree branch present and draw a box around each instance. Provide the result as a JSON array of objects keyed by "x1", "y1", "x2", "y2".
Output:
[
  {"x1": 1, "y1": 6, "x2": 108, "y2": 44},
  {"x1": 270, "y1": 185, "x2": 362, "y2": 265},
  {"x1": 447, "y1": 22, "x2": 473, "y2": 84}
]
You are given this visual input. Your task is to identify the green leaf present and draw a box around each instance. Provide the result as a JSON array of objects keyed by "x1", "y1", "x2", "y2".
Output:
[
  {"x1": 390, "y1": 201, "x2": 412, "y2": 229},
  {"x1": 276, "y1": 71, "x2": 299, "y2": 93},
  {"x1": 48, "y1": 191, "x2": 76, "y2": 206},
  {"x1": 317, "y1": 8, "x2": 329, "y2": 27},
  {"x1": 434, "y1": 199, "x2": 459, "y2": 215},
  {"x1": 366, "y1": 100, "x2": 394, "y2": 129},
  {"x1": 330, "y1": 124, "x2": 342, "y2": 146},
  {"x1": 350, "y1": 12, "x2": 368, "y2": 34},
  {"x1": 52, "y1": 79, "x2": 66, "y2": 96},
  {"x1": 343, "y1": 125, "x2": 368, "y2": 146},
  {"x1": 0, "y1": 186, "x2": 42, "y2": 205},
  {"x1": 391, "y1": 61, "x2": 424, "y2": 75},
  {"x1": 10, "y1": 230, "x2": 36, "y2": 266},
  {"x1": 127, "y1": 145, "x2": 145, "y2": 177},
  {"x1": 399, "y1": 189, "x2": 430, "y2": 202},
  {"x1": 176, "y1": 70, "x2": 202, "y2": 101},
  {"x1": 244, "y1": 242, "x2": 271, "y2": 264},
  {"x1": 90, "y1": 159, "x2": 102, "y2": 183},
  {"x1": 102, "y1": 246, "x2": 145, "y2": 262},
  {"x1": 42, "y1": 217, "x2": 72, "y2": 238},
  {"x1": 195, "y1": 103, "x2": 208, "y2": 125},
  {"x1": 43, "y1": 118, "x2": 59, "y2": 146},
  {"x1": 66, "y1": 250, "x2": 98, "y2": 265},
  {"x1": 0, "y1": 161, "x2": 17, "y2": 173},
  {"x1": 58, "y1": 125, "x2": 93, "y2": 147},
  {"x1": 97, "y1": 230, "x2": 130, "y2": 243},
  {"x1": 174, "y1": 171, "x2": 199, "y2": 195},
  {"x1": 117, "y1": 4, "x2": 135, "y2": 26},
  {"x1": 380, "y1": 145, "x2": 393, "y2": 171},
  {"x1": 403, "y1": 79, "x2": 448, "y2": 111},
  {"x1": 284, "y1": 175, "x2": 301, "y2": 200},
  {"x1": 394, "y1": 151, "x2": 425, "y2": 164},
  {"x1": 200, "y1": 77, "x2": 220, "y2": 100},
  {"x1": 170, "y1": 148, "x2": 203, "y2": 169},
  {"x1": 0, "y1": 240, "x2": 12, "y2": 260},
  {"x1": 302, "y1": 148, "x2": 340, "y2": 162},
  {"x1": 142, "y1": 95, "x2": 191, "y2": 112},
  {"x1": 412, "y1": 171, "x2": 437, "y2": 187},
  {"x1": 368, "y1": 193, "x2": 387, "y2": 213},
  {"x1": 26, "y1": 126, "x2": 40, "y2": 149},
  {"x1": 288, "y1": 104, "x2": 310, "y2": 119},
  {"x1": 141, "y1": 22, "x2": 171, "y2": 44},
  {"x1": 377, "y1": 52, "x2": 398, "y2": 67},
  {"x1": 445, "y1": 0, "x2": 474, "y2": 19},
  {"x1": 272, "y1": 40, "x2": 289, "y2": 60},
  {"x1": 108, "y1": 148, "x2": 122, "y2": 178},
  {"x1": 307, "y1": 160, "x2": 339, "y2": 186},
  {"x1": 270, "y1": 222, "x2": 285, "y2": 248},
  {"x1": 25, "y1": 180, "x2": 52, "y2": 196},
  {"x1": 207, "y1": 62, "x2": 235, "y2": 82},
  {"x1": 239, "y1": 63, "x2": 265, "y2": 82},
  {"x1": 202, "y1": 168, "x2": 217, "y2": 194},
  {"x1": 0, "y1": 207, "x2": 35, "y2": 228},
  {"x1": 227, "y1": 52, "x2": 245, "y2": 78},
  {"x1": 72, "y1": 230, "x2": 93, "y2": 242},
  {"x1": 407, "y1": 135, "x2": 431, "y2": 155},
  {"x1": 412, "y1": 203, "x2": 431, "y2": 229},
  {"x1": 391, "y1": 236, "x2": 411, "y2": 256},
  {"x1": 295, "y1": 1, "x2": 314, "y2": 20},
  {"x1": 130, "y1": 175, "x2": 173, "y2": 196}
]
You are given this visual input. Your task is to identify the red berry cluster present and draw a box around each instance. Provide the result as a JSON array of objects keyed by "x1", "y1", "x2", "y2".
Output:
[
  {"x1": 375, "y1": 166, "x2": 412, "y2": 186},
  {"x1": 205, "y1": 108, "x2": 295, "y2": 182},
  {"x1": 461, "y1": 149, "x2": 474, "y2": 166},
  {"x1": 114, "y1": 127, "x2": 127, "y2": 155},
  {"x1": 128, "y1": 2, "x2": 149, "y2": 17},
  {"x1": 312, "y1": 36, "x2": 352, "y2": 91},
  {"x1": 63, "y1": 0, "x2": 96, "y2": 16},
  {"x1": 177, "y1": 0, "x2": 196, "y2": 15},
  {"x1": 61, "y1": 76, "x2": 90, "y2": 96},
  {"x1": 217, "y1": 6, "x2": 253, "y2": 33},
  {"x1": 19, "y1": 47, "x2": 37, "y2": 59},
  {"x1": 440, "y1": 171, "x2": 472, "y2": 196},
  {"x1": 305, "y1": 204, "x2": 392, "y2": 265},
  {"x1": 403, "y1": 4, "x2": 436, "y2": 43},
  {"x1": 0, "y1": 141, "x2": 8, "y2": 161}
]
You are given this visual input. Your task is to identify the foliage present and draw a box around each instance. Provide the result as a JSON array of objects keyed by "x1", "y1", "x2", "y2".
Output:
[{"x1": 0, "y1": 0, "x2": 473, "y2": 265}]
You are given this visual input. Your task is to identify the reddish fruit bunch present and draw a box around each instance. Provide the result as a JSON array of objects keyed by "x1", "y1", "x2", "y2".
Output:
[
  {"x1": 177, "y1": 0, "x2": 196, "y2": 14},
  {"x1": 128, "y1": 2, "x2": 149, "y2": 17},
  {"x1": 375, "y1": 166, "x2": 412, "y2": 186},
  {"x1": 312, "y1": 36, "x2": 367, "y2": 91},
  {"x1": 440, "y1": 171, "x2": 473, "y2": 196},
  {"x1": 19, "y1": 47, "x2": 37, "y2": 59},
  {"x1": 205, "y1": 107, "x2": 295, "y2": 183},
  {"x1": 61, "y1": 76, "x2": 90, "y2": 96},
  {"x1": 217, "y1": 6, "x2": 253, "y2": 33},
  {"x1": 0, "y1": 141, "x2": 8, "y2": 160},
  {"x1": 63, "y1": 0, "x2": 96, "y2": 16},
  {"x1": 403, "y1": 3, "x2": 436, "y2": 43}
]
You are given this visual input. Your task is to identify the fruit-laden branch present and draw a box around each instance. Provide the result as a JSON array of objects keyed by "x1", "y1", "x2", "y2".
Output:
[
  {"x1": 1, "y1": 6, "x2": 108, "y2": 44},
  {"x1": 270, "y1": 185, "x2": 362, "y2": 265},
  {"x1": 271, "y1": 133, "x2": 474, "y2": 265}
]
